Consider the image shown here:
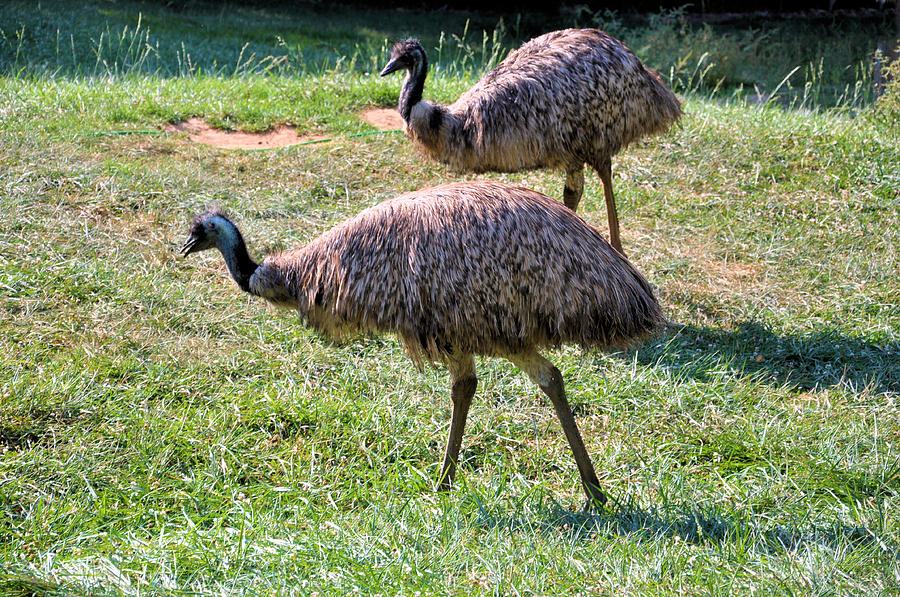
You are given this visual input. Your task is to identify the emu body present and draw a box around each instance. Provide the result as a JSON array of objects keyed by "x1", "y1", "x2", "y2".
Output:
[
  {"x1": 380, "y1": 29, "x2": 682, "y2": 254},
  {"x1": 181, "y1": 181, "x2": 664, "y2": 505}
]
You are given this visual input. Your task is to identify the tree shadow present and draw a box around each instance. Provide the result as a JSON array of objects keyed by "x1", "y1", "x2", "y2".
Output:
[{"x1": 631, "y1": 320, "x2": 900, "y2": 395}]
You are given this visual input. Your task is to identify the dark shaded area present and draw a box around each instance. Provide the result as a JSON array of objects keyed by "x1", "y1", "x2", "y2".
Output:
[
  {"x1": 252, "y1": 412, "x2": 318, "y2": 438},
  {"x1": 0, "y1": 408, "x2": 96, "y2": 452},
  {"x1": 467, "y1": 494, "x2": 898, "y2": 561},
  {"x1": 0, "y1": 408, "x2": 89, "y2": 452},
  {"x1": 637, "y1": 320, "x2": 900, "y2": 395},
  {"x1": 554, "y1": 500, "x2": 896, "y2": 558},
  {"x1": 155, "y1": 0, "x2": 896, "y2": 16},
  {"x1": 0, "y1": 426, "x2": 40, "y2": 452}
]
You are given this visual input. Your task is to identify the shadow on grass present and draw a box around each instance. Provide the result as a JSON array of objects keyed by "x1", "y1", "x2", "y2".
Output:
[
  {"x1": 634, "y1": 321, "x2": 900, "y2": 395},
  {"x1": 469, "y1": 495, "x2": 896, "y2": 560},
  {"x1": 556, "y1": 499, "x2": 896, "y2": 559}
]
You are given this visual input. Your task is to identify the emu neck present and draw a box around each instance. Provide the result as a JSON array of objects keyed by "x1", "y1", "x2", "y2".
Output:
[
  {"x1": 399, "y1": 55, "x2": 428, "y2": 122},
  {"x1": 217, "y1": 223, "x2": 259, "y2": 294}
]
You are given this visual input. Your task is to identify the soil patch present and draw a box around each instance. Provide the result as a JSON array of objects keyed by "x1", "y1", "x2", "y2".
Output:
[
  {"x1": 359, "y1": 107, "x2": 403, "y2": 130},
  {"x1": 164, "y1": 118, "x2": 327, "y2": 149}
]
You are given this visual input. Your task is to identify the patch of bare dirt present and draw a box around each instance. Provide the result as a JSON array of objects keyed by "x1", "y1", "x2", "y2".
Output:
[
  {"x1": 359, "y1": 107, "x2": 403, "y2": 130},
  {"x1": 164, "y1": 118, "x2": 328, "y2": 149}
]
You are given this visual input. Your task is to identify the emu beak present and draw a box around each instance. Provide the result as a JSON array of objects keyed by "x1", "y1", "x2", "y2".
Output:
[
  {"x1": 180, "y1": 234, "x2": 201, "y2": 256},
  {"x1": 379, "y1": 59, "x2": 402, "y2": 77}
]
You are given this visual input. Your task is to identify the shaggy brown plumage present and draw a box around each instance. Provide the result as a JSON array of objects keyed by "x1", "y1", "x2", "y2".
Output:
[
  {"x1": 181, "y1": 181, "x2": 664, "y2": 506},
  {"x1": 380, "y1": 29, "x2": 682, "y2": 253}
]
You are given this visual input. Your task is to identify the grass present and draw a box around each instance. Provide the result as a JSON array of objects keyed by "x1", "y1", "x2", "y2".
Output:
[{"x1": 1, "y1": 0, "x2": 899, "y2": 594}]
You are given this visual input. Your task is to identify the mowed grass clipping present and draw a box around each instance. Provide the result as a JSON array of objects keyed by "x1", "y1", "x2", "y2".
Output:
[{"x1": 1, "y1": 1, "x2": 899, "y2": 595}]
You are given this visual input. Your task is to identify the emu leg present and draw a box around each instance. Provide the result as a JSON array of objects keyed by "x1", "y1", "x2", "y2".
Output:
[
  {"x1": 563, "y1": 166, "x2": 585, "y2": 211},
  {"x1": 510, "y1": 350, "x2": 607, "y2": 509},
  {"x1": 595, "y1": 158, "x2": 623, "y2": 255},
  {"x1": 437, "y1": 353, "x2": 477, "y2": 491}
]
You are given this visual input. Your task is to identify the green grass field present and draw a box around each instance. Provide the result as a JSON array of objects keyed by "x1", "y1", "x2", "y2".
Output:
[{"x1": 1, "y1": 1, "x2": 899, "y2": 594}]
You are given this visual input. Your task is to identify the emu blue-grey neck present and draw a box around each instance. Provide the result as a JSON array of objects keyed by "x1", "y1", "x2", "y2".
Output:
[
  {"x1": 216, "y1": 220, "x2": 259, "y2": 294},
  {"x1": 399, "y1": 52, "x2": 428, "y2": 122}
]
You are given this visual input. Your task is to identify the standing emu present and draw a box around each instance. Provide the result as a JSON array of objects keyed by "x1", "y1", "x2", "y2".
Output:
[
  {"x1": 180, "y1": 181, "x2": 664, "y2": 506},
  {"x1": 379, "y1": 29, "x2": 682, "y2": 254}
]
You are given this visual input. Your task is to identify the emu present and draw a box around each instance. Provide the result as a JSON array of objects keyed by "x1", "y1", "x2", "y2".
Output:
[
  {"x1": 180, "y1": 181, "x2": 664, "y2": 506},
  {"x1": 380, "y1": 29, "x2": 682, "y2": 254}
]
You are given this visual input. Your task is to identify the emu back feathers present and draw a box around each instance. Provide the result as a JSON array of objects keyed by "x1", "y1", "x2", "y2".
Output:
[
  {"x1": 406, "y1": 28, "x2": 682, "y2": 173},
  {"x1": 250, "y1": 181, "x2": 663, "y2": 367}
]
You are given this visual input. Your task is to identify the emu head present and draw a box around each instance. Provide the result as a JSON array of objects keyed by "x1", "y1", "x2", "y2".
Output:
[
  {"x1": 379, "y1": 39, "x2": 427, "y2": 77},
  {"x1": 180, "y1": 210, "x2": 233, "y2": 256}
]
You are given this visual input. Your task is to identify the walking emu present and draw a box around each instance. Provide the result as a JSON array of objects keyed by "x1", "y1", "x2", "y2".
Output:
[
  {"x1": 380, "y1": 29, "x2": 682, "y2": 254},
  {"x1": 181, "y1": 181, "x2": 664, "y2": 506}
]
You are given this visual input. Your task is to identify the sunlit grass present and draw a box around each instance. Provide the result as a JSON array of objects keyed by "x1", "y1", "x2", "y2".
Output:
[{"x1": 1, "y1": 1, "x2": 899, "y2": 595}]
